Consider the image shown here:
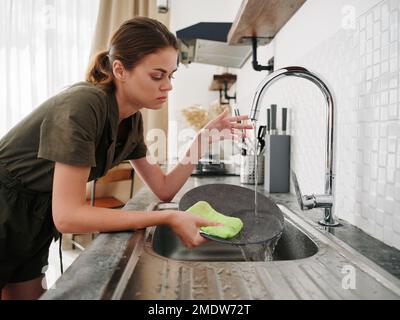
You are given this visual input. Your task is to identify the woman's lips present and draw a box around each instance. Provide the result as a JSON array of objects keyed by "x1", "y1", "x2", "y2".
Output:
[{"x1": 157, "y1": 96, "x2": 167, "y2": 101}]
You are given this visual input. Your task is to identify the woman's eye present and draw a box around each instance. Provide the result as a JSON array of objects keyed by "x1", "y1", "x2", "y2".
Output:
[
  {"x1": 152, "y1": 75, "x2": 163, "y2": 81},
  {"x1": 151, "y1": 73, "x2": 175, "y2": 81}
]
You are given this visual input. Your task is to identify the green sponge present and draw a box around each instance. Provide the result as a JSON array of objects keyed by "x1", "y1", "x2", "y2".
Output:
[{"x1": 186, "y1": 201, "x2": 243, "y2": 239}]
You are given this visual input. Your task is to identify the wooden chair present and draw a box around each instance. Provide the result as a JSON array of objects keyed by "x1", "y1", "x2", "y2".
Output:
[{"x1": 70, "y1": 161, "x2": 135, "y2": 250}]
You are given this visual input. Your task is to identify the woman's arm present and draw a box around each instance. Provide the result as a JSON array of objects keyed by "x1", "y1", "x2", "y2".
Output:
[
  {"x1": 130, "y1": 128, "x2": 207, "y2": 202},
  {"x1": 130, "y1": 109, "x2": 252, "y2": 202},
  {"x1": 52, "y1": 162, "x2": 218, "y2": 248}
]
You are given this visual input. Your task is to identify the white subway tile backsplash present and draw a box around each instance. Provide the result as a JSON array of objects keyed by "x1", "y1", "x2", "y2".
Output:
[
  {"x1": 360, "y1": 14, "x2": 366, "y2": 30},
  {"x1": 389, "y1": 57, "x2": 398, "y2": 72},
  {"x1": 394, "y1": 215, "x2": 400, "y2": 233},
  {"x1": 375, "y1": 38, "x2": 382, "y2": 52},
  {"x1": 387, "y1": 122, "x2": 400, "y2": 136},
  {"x1": 395, "y1": 170, "x2": 400, "y2": 184},
  {"x1": 367, "y1": 12, "x2": 374, "y2": 29},
  {"x1": 374, "y1": 49, "x2": 381, "y2": 64},
  {"x1": 395, "y1": 185, "x2": 400, "y2": 201},
  {"x1": 381, "y1": 90, "x2": 389, "y2": 104},
  {"x1": 387, "y1": 171, "x2": 396, "y2": 186},
  {"x1": 383, "y1": 226, "x2": 393, "y2": 245},
  {"x1": 382, "y1": 4, "x2": 390, "y2": 29},
  {"x1": 371, "y1": 152, "x2": 378, "y2": 168},
  {"x1": 390, "y1": 26, "x2": 398, "y2": 43},
  {"x1": 393, "y1": 234, "x2": 400, "y2": 252},
  {"x1": 376, "y1": 208, "x2": 385, "y2": 225},
  {"x1": 380, "y1": 137, "x2": 388, "y2": 151},
  {"x1": 274, "y1": 0, "x2": 400, "y2": 250},
  {"x1": 366, "y1": 80, "x2": 372, "y2": 93},
  {"x1": 389, "y1": 73, "x2": 398, "y2": 88},
  {"x1": 390, "y1": 42, "x2": 398, "y2": 58},
  {"x1": 371, "y1": 164, "x2": 379, "y2": 178},
  {"x1": 388, "y1": 137, "x2": 398, "y2": 153},
  {"x1": 381, "y1": 105, "x2": 389, "y2": 120},
  {"x1": 389, "y1": 0, "x2": 399, "y2": 10},
  {"x1": 388, "y1": 104, "x2": 398, "y2": 119},
  {"x1": 375, "y1": 224, "x2": 385, "y2": 241},
  {"x1": 388, "y1": 153, "x2": 396, "y2": 168},
  {"x1": 373, "y1": 64, "x2": 381, "y2": 78},
  {"x1": 367, "y1": 38, "x2": 374, "y2": 53},
  {"x1": 381, "y1": 30, "x2": 390, "y2": 47},
  {"x1": 390, "y1": 89, "x2": 398, "y2": 104},
  {"x1": 374, "y1": 5, "x2": 381, "y2": 21},
  {"x1": 390, "y1": 9, "x2": 399, "y2": 26}
]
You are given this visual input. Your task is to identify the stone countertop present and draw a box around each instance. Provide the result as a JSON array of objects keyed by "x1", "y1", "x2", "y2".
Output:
[{"x1": 41, "y1": 175, "x2": 400, "y2": 300}]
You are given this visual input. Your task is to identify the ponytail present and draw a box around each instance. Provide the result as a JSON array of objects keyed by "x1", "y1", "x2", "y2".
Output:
[
  {"x1": 86, "y1": 17, "x2": 178, "y2": 94},
  {"x1": 86, "y1": 50, "x2": 115, "y2": 93}
]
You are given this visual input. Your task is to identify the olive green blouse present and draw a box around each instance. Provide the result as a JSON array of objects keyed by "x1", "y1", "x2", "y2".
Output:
[{"x1": 0, "y1": 82, "x2": 148, "y2": 192}]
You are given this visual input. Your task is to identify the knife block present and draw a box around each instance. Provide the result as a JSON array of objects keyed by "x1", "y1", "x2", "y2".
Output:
[{"x1": 264, "y1": 135, "x2": 291, "y2": 193}]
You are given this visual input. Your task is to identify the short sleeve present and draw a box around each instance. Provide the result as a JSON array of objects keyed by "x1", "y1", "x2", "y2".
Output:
[
  {"x1": 128, "y1": 141, "x2": 148, "y2": 160},
  {"x1": 37, "y1": 88, "x2": 106, "y2": 167},
  {"x1": 125, "y1": 112, "x2": 148, "y2": 160}
]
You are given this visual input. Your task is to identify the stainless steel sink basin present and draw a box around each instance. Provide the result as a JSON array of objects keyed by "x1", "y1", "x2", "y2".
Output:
[{"x1": 152, "y1": 217, "x2": 318, "y2": 261}]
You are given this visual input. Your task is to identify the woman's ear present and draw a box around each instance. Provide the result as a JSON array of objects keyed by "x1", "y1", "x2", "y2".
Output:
[{"x1": 112, "y1": 60, "x2": 126, "y2": 81}]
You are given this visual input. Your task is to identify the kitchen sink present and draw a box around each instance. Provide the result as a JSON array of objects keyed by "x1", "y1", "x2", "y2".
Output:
[
  {"x1": 151, "y1": 217, "x2": 318, "y2": 261},
  {"x1": 39, "y1": 177, "x2": 400, "y2": 300}
]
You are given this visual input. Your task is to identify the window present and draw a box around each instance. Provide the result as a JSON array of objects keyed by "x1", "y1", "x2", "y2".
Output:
[{"x1": 0, "y1": 0, "x2": 99, "y2": 137}]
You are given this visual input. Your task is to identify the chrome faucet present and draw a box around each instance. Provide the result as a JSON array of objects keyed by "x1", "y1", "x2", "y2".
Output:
[{"x1": 249, "y1": 66, "x2": 339, "y2": 227}]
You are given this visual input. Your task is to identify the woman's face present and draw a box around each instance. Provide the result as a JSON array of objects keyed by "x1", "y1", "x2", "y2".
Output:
[{"x1": 120, "y1": 46, "x2": 178, "y2": 110}]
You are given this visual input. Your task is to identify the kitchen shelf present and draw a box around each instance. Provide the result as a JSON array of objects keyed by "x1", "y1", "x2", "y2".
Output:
[
  {"x1": 209, "y1": 73, "x2": 237, "y2": 91},
  {"x1": 227, "y1": 0, "x2": 306, "y2": 45}
]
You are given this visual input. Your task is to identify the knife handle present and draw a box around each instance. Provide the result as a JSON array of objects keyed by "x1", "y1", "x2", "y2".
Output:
[
  {"x1": 282, "y1": 108, "x2": 287, "y2": 133},
  {"x1": 271, "y1": 104, "x2": 277, "y2": 134}
]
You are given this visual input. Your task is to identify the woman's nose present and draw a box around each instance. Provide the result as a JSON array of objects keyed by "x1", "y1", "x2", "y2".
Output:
[
  {"x1": 160, "y1": 78, "x2": 173, "y2": 91},
  {"x1": 160, "y1": 84, "x2": 172, "y2": 91}
]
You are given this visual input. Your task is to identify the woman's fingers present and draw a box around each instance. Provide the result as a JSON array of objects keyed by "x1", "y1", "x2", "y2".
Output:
[
  {"x1": 226, "y1": 114, "x2": 249, "y2": 122},
  {"x1": 196, "y1": 217, "x2": 222, "y2": 227},
  {"x1": 195, "y1": 232, "x2": 209, "y2": 245},
  {"x1": 231, "y1": 123, "x2": 253, "y2": 130},
  {"x1": 217, "y1": 108, "x2": 230, "y2": 118}
]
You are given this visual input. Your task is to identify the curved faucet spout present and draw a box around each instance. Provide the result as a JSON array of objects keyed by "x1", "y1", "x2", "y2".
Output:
[{"x1": 250, "y1": 66, "x2": 339, "y2": 227}]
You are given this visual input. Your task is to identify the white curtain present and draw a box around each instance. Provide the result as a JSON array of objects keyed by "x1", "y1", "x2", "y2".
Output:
[{"x1": 0, "y1": 0, "x2": 100, "y2": 138}]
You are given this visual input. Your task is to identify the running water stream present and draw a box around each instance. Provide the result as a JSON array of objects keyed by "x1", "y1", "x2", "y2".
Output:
[
  {"x1": 252, "y1": 121, "x2": 258, "y2": 220},
  {"x1": 238, "y1": 120, "x2": 283, "y2": 262}
]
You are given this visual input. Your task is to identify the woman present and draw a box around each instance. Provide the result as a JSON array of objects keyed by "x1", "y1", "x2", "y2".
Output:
[{"x1": 0, "y1": 17, "x2": 251, "y2": 299}]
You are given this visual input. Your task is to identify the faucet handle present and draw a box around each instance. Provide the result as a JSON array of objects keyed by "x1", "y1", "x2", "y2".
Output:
[
  {"x1": 291, "y1": 171, "x2": 334, "y2": 210},
  {"x1": 291, "y1": 170, "x2": 315, "y2": 210}
]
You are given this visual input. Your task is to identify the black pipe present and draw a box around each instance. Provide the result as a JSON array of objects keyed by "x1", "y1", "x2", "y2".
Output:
[
  {"x1": 223, "y1": 81, "x2": 236, "y2": 103},
  {"x1": 252, "y1": 37, "x2": 273, "y2": 72}
]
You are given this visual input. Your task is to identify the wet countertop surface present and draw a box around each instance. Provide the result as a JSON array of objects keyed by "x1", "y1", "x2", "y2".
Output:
[{"x1": 41, "y1": 176, "x2": 400, "y2": 300}]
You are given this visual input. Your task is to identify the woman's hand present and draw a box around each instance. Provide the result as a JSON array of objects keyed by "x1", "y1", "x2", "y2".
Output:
[
  {"x1": 202, "y1": 108, "x2": 253, "y2": 144},
  {"x1": 168, "y1": 210, "x2": 221, "y2": 249}
]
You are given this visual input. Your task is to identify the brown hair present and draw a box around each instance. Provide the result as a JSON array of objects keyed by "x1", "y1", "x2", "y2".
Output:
[{"x1": 86, "y1": 17, "x2": 178, "y2": 93}]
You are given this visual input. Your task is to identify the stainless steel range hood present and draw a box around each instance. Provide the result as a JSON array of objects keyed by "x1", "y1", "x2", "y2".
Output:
[{"x1": 176, "y1": 22, "x2": 251, "y2": 69}]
